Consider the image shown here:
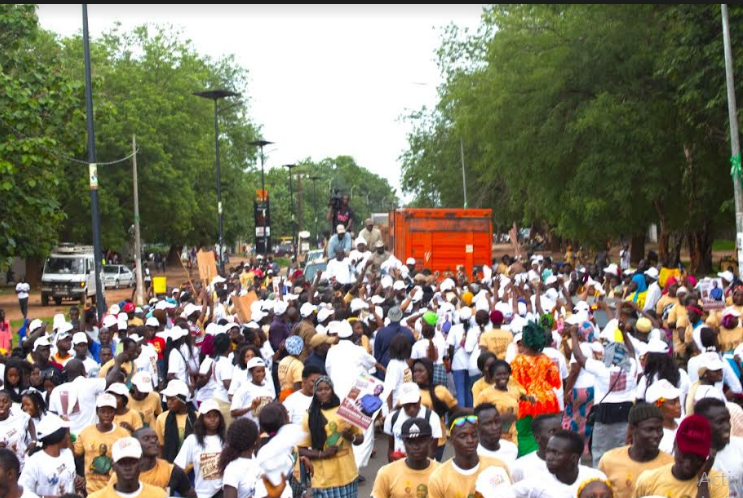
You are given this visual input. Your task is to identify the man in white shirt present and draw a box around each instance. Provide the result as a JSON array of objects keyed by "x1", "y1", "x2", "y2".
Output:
[
  {"x1": 283, "y1": 364, "x2": 322, "y2": 425},
  {"x1": 325, "y1": 247, "x2": 355, "y2": 286},
  {"x1": 48, "y1": 355, "x2": 123, "y2": 434},
  {"x1": 696, "y1": 398, "x2": 743, "y2": 498},
  {"x1": 15, "y1": 279, "x2": 30, "y2": 319},
  {"x1": 510, "y1": 413, "x2": 563, "y2": 482},
  {"x1": 474, "y1": 403, "x2": 518, "y2": 466},
  {"x1": 383, "y1": 383, "x2": 442, "y2": 459},
  {"x1": 643, "y1": 268, "x2": 662, "y2": 312},
  {"x1": 512, "y1": 430, "x2": 607, "y2": 498}
]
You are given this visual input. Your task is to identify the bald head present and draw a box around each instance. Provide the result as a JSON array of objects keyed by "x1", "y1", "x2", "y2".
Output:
[{"x1": 63, "y1": 359, "x2": 85, "y2": 381}]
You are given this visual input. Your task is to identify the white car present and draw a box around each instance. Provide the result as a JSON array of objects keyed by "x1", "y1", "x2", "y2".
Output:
[{"x1": 102, "y1": 265, "x2": 134, "y2": 289}]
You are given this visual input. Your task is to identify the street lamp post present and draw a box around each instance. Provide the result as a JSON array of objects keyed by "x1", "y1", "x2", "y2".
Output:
[
  {"x1": 309, "y1": 176, "x2": 320, "y2": 247},
  {"x1": 283, "y1": 164, "x2": 298, "y2": 256},
  {"x1": 194, "y1": 89, "x2": 241, "y2": 272},
  {"x1": 249, "y1": 140, "x2": 273, "y2": 254}
]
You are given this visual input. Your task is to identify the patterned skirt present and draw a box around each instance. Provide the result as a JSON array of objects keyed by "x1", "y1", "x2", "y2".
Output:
[
  {"x1": 312, "y1": 479, "x2": 358, "y2": 498},
  {"x1": 562, "y1": 386, "x2": 595, "y2": 456},
  {"x1": 433, "y1": 363, "x2": 448, "y2": 386}
]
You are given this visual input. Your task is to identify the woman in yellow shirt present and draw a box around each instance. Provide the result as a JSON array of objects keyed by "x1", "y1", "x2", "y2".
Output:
[
  {"x1": 106, "y1": 382, "x2": 143, "y2": 433},
  {"x1": 299, "y1": 376, "x2": 363, "y2": 496},
  {"x1": 475, "y1": 360, "x2": 530, "y2": 445},
  {"x1": 413, "y1": 358, "x2": 459, "y2": 461},
  {"x1": 470, "y1": 352, "x2": 497, "y2": 403}
]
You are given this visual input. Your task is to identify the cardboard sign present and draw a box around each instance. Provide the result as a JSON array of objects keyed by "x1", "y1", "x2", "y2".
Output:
[
  {"x1": 233, "y1": 291, "x2": 258, "y2": 323},
  {"x1": 196, "y1": 251, "x2": 218, "y2": 284},
  {"x1": 699, "y1": 278, "x2": 725, "y2": 311},
  {"x1": 337, "y1": 373, "x2": 385, "y2": 430}
]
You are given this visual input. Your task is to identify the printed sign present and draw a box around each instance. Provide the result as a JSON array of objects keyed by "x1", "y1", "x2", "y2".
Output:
[
  {"x1": 337, "y1": 373, "x2": 385, "y2": 430},
  {"x1": 699, "y1": 277, "x2": 725, "y2": 311}
]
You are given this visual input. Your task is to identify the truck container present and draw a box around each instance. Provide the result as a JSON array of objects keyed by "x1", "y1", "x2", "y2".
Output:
[{"x1": 389, "y1": 208, "x2": 493, "y2": 276}]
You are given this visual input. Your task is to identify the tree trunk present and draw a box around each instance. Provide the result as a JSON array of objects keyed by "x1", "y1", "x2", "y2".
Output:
[
  {"x1": 630, "y1": 233, "x2": 646, "y2": 265},
  {"x1": 689, "y1": 223, "x2": 713, "y2": 275},
  {"x1": 670, "y1": 233, "x2": 684, "y2": 268},
  {"x1": 167, "y1": 245, "x2": 183, "y2": 266},
  {"x1": 654, "y1": 200, "x2": 671, "y2": 266}
]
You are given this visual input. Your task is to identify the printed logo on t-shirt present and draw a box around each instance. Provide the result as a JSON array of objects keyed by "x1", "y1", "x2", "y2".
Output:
[
  {"x1": 199, "y1": 452, "x2": 221, "y2": 480},
  {"x1": 609, "y1": 370, "x2": 627, "y2": 391}
]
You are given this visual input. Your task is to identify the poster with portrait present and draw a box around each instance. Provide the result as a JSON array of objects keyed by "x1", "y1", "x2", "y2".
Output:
[
  {"x1": 337, "y1": 372, "x2": 385, "y2": 430},
  {"x1": 699, "y1": 277, "x2": 725, "y2": 311}
]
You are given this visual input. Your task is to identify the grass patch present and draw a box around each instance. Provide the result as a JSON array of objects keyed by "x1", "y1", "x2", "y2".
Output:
[
  {"x1": 274, "y1": 257, "x2": 291, "y2": 267},
  {"x1": 713, "y1": 239, "x2": 735, "y2": 252}
]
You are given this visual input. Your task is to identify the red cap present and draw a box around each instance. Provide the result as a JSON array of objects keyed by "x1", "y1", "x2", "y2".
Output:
[
  {"x1": 123, "y1": 302, "x2": 135, "y2": 313},
  {"x1": 254, "y1": 269, "x2": 264, "y2": 279},
  {"x1": 675, "y1": 414, "x2": 711, "y2": 458}
]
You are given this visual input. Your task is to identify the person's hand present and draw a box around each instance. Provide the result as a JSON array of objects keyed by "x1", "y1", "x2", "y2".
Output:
[
  {"x1": 300, "y1": 456, "x2": 314, "y2": 477},
  {"x1": 342, "y1": 427, "x2": 356, "y2": 442},
  {"x1": 120, "y1": 421, "x2": 135, "y2": 433},
  {"x1": 115, "y1": 352, "x2": 127, "y2": 365},
  {"x1": 322, "y1": 445, "x2": 339, "y2": 458},
  {"x1": 262, "y1": 474, "x2": 287, "y2": 498},
  {"x1": 251, "y1": 397, "x2": 263, "y2": 409},
  {"x1": 74, "y1": 475, "x2": 86, "y2": 493}
]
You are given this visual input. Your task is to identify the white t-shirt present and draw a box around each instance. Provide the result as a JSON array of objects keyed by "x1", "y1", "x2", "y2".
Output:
[
  {"x1": 446, "y1": 323, "x2": 471, "y2": 371},
  {"x1": 512, "y1": 466, "x2": 608, "y2": 498},
  {"x1": 16, "y1": 282, "x2": 30, "y2": 299},
  {"x1": 585, "y1": 358, "x2": 638, "y2": 404},
  {"x1": 510, "y1": 451, "x2": 547, "y2": 483},
  {"x1": 283, "y1": 391, "x2": 312, "y2": 425},
  {"x1": 570, "y1": 343, "x2": 596, "y2": 389},
  {"x1": 81, "y1": 357, "x2": 101, "y2": 378},
  {"x1": 660, "y1": 427, "x2": 676, "y2": 455},
  {"x1": 714, "y1": 437, "x2": 743, "y2": 498},
  {"x1": 382, "y1": 359, "x2": 412, "y2": 411},
  {"x1": 382, "y1": 405, "x2": 443, "y2": 453},
  {"x1": 411, "y1": 337, "x2": 447, "y2": 365},
  {"x1": 196, "y1": 357, "x2": 218, "y2": 404},
  {"x1": 213, "y1": 356, "x2": 234, "y2": 403},
  {"x1": 48, "y1": 377, "x2": 106, "y2": 434},
  {"x1": 694, "y1": 384, "x2": 727, "y2": 404},
  {"x1": 636, "y1": 370, "x2": 691, "y2": 410},
  {"x1": 223, "y1": 456, "x2": 291, "y2": 498},
  {"x1": 168, "y1": 347, "x2": 190, "y2": 385},
  {"x1": 19, "y1": 448, "x2": 77, "y2": 496},
  {"x1": 20, "y1": 489, "x2": 41, "y2": 498},
  {"x1": 325, "y1": 258, "x2": 355, "y2": 285},
  {"x1": 230, "y1": 380, "x2": 276, "y2": 424},
  {"x1": 477, "y1": 440, "x2": 519, "y2": 466},
  {"x1": 0, "y1": 411, "x2": 31, "y2": 471},
  {"x1": 175, "y1": 434, "x2": 224, "y2": 498}
]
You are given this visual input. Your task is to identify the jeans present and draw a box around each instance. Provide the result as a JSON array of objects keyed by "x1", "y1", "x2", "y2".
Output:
[
  {"x1": 452, "y1": 369, "x2": 472, "y2": 408},
  {"x1": 19, "y1": 298, "x2": 28, "y2": 319}
]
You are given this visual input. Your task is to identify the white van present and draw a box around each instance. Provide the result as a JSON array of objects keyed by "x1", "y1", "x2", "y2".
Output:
[{"x1": 41, "y1": 244, "x2": 102, "y2": 305}]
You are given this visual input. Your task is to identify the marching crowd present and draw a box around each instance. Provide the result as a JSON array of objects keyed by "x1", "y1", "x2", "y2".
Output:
[{"x1": 1, "y1": 221, "x2": 743, "y2": 498}]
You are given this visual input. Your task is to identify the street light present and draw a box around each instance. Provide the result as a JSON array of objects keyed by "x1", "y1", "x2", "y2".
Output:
[
  {"x1": 283, "y1": 164, "x2": 298, "y2": 256},
  {"x1": 309, "y1": 176, "x2": 321, "y2": 247},
  {"x1": 194, "y1": 89, "x2": 241, "y2": 272},
  {"x1": 249, "y1": 139, "x2": 273, "y2": 254}
]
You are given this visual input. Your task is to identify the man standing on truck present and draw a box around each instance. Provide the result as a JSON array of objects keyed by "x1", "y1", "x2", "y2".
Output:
[
  {"x1": 369, "y1": 241, "x2": 390, "y2": 275},
  {"x1": 359, "y1": 218, "x2": 382, "y2": 248}
]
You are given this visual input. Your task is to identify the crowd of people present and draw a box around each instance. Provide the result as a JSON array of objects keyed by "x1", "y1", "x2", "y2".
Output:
[{"x1": 1, "y1": 230, "x2": 743, "y2": 498}]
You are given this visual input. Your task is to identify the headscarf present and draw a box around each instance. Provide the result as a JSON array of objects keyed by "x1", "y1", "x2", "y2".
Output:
[
  {"x1": 538, "y1": 313, "x2": 554, "y2": 331},
  {"x1": 579, "y1": 321, "x2": 595, "y2": 343},
  {"x1": 285, "y1": 335, "x2": 304, "y2": 356},
  {"x1": 521, "y1": 321, "x2": 547, "y2": 353},
  {"x1": 631, "y1": 274, "x2": 647, "y2": 295},
  {"x1": 308, "y1": 376, "x2": 340, "y2": 451}
]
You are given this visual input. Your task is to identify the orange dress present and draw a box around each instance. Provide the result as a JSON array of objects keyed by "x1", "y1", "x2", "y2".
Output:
[{"x1": 510, "y1": 353, "x2": 561, "y2": 418}]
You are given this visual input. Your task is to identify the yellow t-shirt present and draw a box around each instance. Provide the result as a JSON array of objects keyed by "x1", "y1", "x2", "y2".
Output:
[
  {"x1": 300, "y1": 407, "x2": 362, "y2": 489},
  {"x1": 471, "y1": 378, "x2": 492, "y2": 404},
  {"x1": 633, "y1": 463, "x2": 728, "y2": 498},
  {"x1": 419, "y1": 385, "x2": 458, "y2": 447},
  {"x1": 278, "y1": 356, "x2": 304, "y2": 392},
  {"x1": 155, "y1": 411, "x2": 189, "y2": 447},
  {"x1": 474, "y1": 385, "x2": 524, "y2": 444},
  {"x1": 73, "y1": 424, "x2": 131, "y2": 494},
  {"x1": 128, "y1": 392, "x2": 163, "y2": 428},
  {"x1": 719, "y1": 326, "x2": 743, "y2": 353},
  {"x1": 479, "y1": 329, "x2": 514, "y2": 360},
  {"x1": 428, "y1": 456, "x2": 511, "y2": 498},
  {"x1": 98, "y1": 359, "x2": 134, "y2": 380},
  {"x1": 655, "y1": 295, "x2": 678, "y2": 320},
  {"x1": 114, "y1": 408, "x2": 144, "y2": 433},
  {"x1": 89, "y1": 482, "x2": 167, "y2": 498},
  {"x1": 598, "y1": 445, "x2": 673, "y2": 498},
  {"x1": 110, "y1": 458, "x2": 173, "y2": 489},
  {"x1": 371, "y1": 458, "x2": 441, "y2": 498}
]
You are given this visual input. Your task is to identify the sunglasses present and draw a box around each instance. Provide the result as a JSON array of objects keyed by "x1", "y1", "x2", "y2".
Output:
[{"x1": 449, "y1": 415, "x2": 478, "y2": 433}]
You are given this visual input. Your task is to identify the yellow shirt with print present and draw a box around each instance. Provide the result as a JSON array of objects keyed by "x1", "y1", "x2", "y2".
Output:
[
  {"x1": 73, "y1": 424, "x2": 131, "y2": 494},
  {"x1": 428, "y1": 456, "x2": 511, "y2": 498},
  {"x1": 300, "y1": 407, "x2": 362, "y2": 489},
  {"x1": 109, "y1": 458, "x2": 174, "y2": 489},
  {"x1": 598, "y1": 445, "x2": 673, "y2": 498},
  {"x1": 474, "y1": 384, "x2": 524, "y2": 445},
  {"x1": 114, "y1": 408, "x2": 144, "y2": 433},
  {"x1": 278, "y1": 356, "x2": 304, "y2": 392},
  {"x1": 633, "y1": 463, "x2": 728, "y2": 498},
  {"x1": 89, "y1": 482, "x2": 166, "y2": 498},
  {"x1": 479, "y1": 328, "x2": 514, "y2": 360},
  {"x1": 128, "y1": 392, "x2": 163, "y2": 428},
  {"x1": 371, "y1": 458, "x2": 441, "y2": 498},
  {"x1": 419, "y1": 385, "x2": 457, "y2": 447}
]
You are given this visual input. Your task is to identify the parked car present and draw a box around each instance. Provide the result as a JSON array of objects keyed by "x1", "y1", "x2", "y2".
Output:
[
  {"x1": 102, "y1": 264, "x2": 134, "y2": 289},
  {"x1": 303, "y1": 261, "x2": 327, "y2": 283},
  {"x1": 274, "y1": 242, "x2": 294, "y2": 257},
  {"x1": 305, "y1": 249, "x2": 326, "y2": 265}
]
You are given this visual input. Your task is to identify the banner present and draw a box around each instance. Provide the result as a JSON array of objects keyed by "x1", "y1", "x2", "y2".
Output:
[
  {"x1": 196, "y1": 251, "x2": 218, "y2": 284},
  {"x1": 699, "y1": 278, "x2": 725, "y2": 311},
  {"x1": 337, "y1": 373, "x2": 385, "y2": 430},
  {"x1": 232, "y1": 291, "x2": 258, "y2": 322}
]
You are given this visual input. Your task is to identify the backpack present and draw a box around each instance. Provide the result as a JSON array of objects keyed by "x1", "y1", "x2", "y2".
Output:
[{"x1": 390, "y1": 406, "x2": 432, "y2": 430}]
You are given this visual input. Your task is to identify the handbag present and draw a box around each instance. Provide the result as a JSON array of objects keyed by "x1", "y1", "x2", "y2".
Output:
[{"x1": 585, "y1": 367, "x2": 623, "y2": 427}]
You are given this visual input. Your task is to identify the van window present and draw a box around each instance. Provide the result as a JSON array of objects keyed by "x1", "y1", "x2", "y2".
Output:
[{"x1": 45, "y1": 257, "x2": 85, "y2": 275}]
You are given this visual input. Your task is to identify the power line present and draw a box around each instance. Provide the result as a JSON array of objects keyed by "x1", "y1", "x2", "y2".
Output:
[{"x1": 0, "y1": 116, "x2": 139, "y2": 166}]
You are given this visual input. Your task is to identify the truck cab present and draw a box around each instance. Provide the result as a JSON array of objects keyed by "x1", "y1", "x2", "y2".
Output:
[{"x1": 41, "y1": 244, "x2": 102, "y2": 305}]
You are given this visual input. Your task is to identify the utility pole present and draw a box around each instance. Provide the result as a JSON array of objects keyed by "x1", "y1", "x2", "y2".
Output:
[
  {"x1": 132, "y1": 135, "x2": 144, "y2": 306},
  {"x1": 82, "y1": 4, "x2": 106, "y2": 317},
  {"x1": 297, "y1": 174, "x2": 304, "y2": 245},
  {"x1": 722, "y1": 4, "x2": 743, "y2": 276},
  {"x1": 460, "y1": 137, "x2": 468, "y2": 208}
]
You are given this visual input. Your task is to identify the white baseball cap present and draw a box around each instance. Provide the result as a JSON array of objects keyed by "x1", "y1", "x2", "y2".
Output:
[
  {"x1": 109, "y1": 304, "x2": 121, "y2": 315},
  {"x1": 52, "y1": 313, "x2": 66, "y2": 330},
  {"x1": 198, "y1": 399, "x2": 221, "y2": 416},
  {"x1": 112, "y1": 437, "x2": 142, "y2": 462},
  {"x1": 117, "y1": 319, "x2": 129, "y2": 331},
  {"x1": 398, "y1": 382, "x2": 421, "y2": 406},
  {"x1": 161, "y1": 379, "x2": 190, "y2": 400},
  {"x1": 33, "y1": 335, "x2": 53, "y2": 352},
  {"x1": 168, "y1": 326, "x2": 189, "y2": 341},
  {"x1": 718, "y1": 271, "x2": 735, "y2": 283},
  {"x1": 29, "y1": 319, "x2": 44, "y2": 332},
  {"x1": 406, "y1": 257, "x2": 416, "y2": 265},
  {"x1": 106, "y1": 383, "x2": 130, "y2": 398},
  {"x1": 102, "y1": 315, "x2": 118, "y2": 328},
  {"x1": 145, "y1": 317, "x2": 160, "y2": 328},
  {"x1": 393, "y1": 280, "x2": 406, "y2": 291},
  {"x1": 350, "y1": 298, "x2": 369, "y2": 313},
  {"x1": 96, "y1": 393, "x2": 118, "y2": 409},
  {"x1": 645, "y1": 379, "x2": 681, "y2": 403},
  {"x1": 646, "y1": 338, "x2": 669, "y2": 354},
  {"x1": 246, "y1": 357, "x2": 266, "y2": 371},
  {"x1": 723, "y1": 307, "x2": 742, "y2": 319},
  {"x1": 72, "y1": 332, "x2": 89, "y2": 345},
  {"x1": 317, "y1": 308, "x2": 334, "y2": 323},
  {"x1": 183, "y1": 303, "x2": 202, "y2": 317},
  {"x1": 336, "y1": 224, "x2": 346, "y2": 234},
  {"x1": 131, "y1": 371, "x2": 154, "y2": 393},
  {"x1": 644, "y1": 267, "x2": 659, "y2": 280},
  {"x1": 300, "y1": 302, "x2": 316, "y2": 318},
  {"x1": 274, "y1": 301, "x2": 288, "y2": 316},
  {"x1": 35, "y1": 413, "x2": 70, "y2": 440},
  {"x1": 205, "y1": 323, "x2": 224, "y2": 336},
  {"x1": 337, "y1": 321, "x2": 354, "y2": 339}
]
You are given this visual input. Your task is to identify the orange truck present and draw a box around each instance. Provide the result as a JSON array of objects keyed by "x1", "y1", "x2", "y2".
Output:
[{"x1": 388, "y1": 208, "x2": 493, "y2": 276}]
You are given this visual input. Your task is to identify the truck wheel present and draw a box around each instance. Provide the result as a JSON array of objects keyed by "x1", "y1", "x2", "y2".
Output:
[
  {"x1": 54, "y1": 297, "x2": 62, "y2": 306},
  {"x1": 41, "y1": 293, "x2": 49, "y2": 306},
  {"x1": 80, "y1": 293, "x2": 86, "y2": 305}
]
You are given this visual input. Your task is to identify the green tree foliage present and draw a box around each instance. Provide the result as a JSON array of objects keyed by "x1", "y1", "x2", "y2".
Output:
[{"x1": 402, "y1": 4, "x2": 743, "y2": 272}]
